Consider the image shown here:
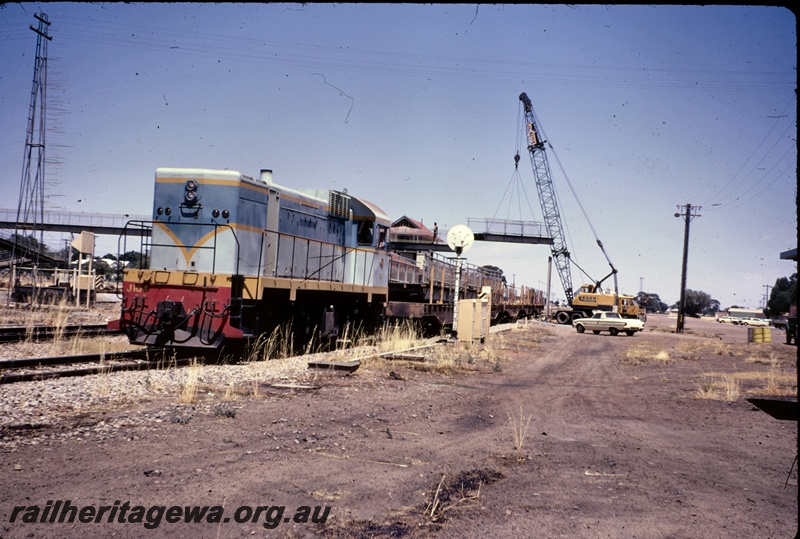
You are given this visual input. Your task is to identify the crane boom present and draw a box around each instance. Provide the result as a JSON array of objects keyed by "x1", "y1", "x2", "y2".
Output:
[
  {"x1": 518, "y1": 92, "x2": 644, "y2": 325},
  {"x1": 519, "y1": 92, "x2": 575, "y2": 305}
]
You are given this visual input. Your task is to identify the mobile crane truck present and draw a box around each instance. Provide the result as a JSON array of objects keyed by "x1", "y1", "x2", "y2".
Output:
[{"x1": 519, "y1": 92, "x2": 645, "y2": 325}]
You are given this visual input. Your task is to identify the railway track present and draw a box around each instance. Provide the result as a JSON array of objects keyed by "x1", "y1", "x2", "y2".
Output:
[
  {"x1": 0, "y1": 323, "x2": 120, "y2": 344},
  {"x1": 0, "y1": 320, "x2": 528, "y2": 384},
  {"x1": 0, "y1": 348, "x2": 199, "y2": 384}
]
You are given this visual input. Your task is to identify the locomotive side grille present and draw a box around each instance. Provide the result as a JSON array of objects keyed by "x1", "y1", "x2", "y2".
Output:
[{"x1": 328, "y1": 191, "x2": 351, "y2": 220}]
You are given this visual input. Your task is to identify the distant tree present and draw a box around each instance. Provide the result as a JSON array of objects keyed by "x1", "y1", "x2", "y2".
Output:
[
  {"x1": 10, "y1": 232, "x2": 43, "y2": 250},
  {"x1": 635, "y1": 291, "x2": 668, "y2": 313},
  {"x1": 481, "y1": 265, "x2": 507, "y2": 284},
  {"x1": 101, "y1": 253, "x2": 117, "y2": 261},
  {"x1": 766, "y1": 273, "x2": 797, "y2": 317},
  {"x1": 682, "y1": 289, "x2": 717, "y2": 317},
  {"x1": 9, "y1": 233, "x2": 63, "y2": 261},
  {"x1": 92, "y1": 257, "x2": 111, "y2": 276},
  {"x1": 118, "y1": 250, "x2": 149, "y2": 269},
  {"x1": 55, "y1": 244, "x2": 71, "y2": 263}
]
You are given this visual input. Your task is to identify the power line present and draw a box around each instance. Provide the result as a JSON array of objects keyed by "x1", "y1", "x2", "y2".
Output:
[
  {"x1": 9, "y1": 14, "x2": 791, "y2": 92},
  {"x1": 701, "y1": 94, "x2": 796, "y2": 209}
]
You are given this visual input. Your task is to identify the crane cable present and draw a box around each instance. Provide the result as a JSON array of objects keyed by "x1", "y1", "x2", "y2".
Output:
[
  {"x1": 491, "y1": 107, "x2": 542, "y2": 225},
  {"x1": 528, "y1": 104, "x2": 619, "y2": 291}
]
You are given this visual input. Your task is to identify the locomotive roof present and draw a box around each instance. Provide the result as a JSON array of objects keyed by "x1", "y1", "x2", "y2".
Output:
[
  {"x1": 155, "y1": 168, "x2": 390, "y2": 226},
  {"x1": 349, "y1": 196, "x2": 391, "y2": 227},
  {"x1": 156, "y1": 167, "x2": 246, "y2": 181}
]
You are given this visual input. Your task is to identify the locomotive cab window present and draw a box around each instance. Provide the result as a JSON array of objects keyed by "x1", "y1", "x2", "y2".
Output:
[
  {"x1": 357, "y1": 220, "x2": 374, "y2": 246},
  {"x1": 378, "y1": 226, "x2": 387, "y2": 249}
]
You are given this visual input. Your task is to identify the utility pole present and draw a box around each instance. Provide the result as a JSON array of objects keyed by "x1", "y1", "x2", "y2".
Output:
[
  {"x1": 762, "y1": 284, "x2": 772, "y2": 310},
  {"x1": 675, "y1": 203, "x2": 701, "y2": 333}
]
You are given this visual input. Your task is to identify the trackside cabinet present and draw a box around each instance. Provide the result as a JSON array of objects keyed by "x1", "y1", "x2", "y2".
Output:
[{"x1": 457, "y1": 286, "x2": 492, "y2": 342}]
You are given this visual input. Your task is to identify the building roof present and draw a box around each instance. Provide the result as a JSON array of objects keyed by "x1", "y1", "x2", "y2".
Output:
[{"x1": 391, "y1": 216, "x2": 431, "y2": 232}]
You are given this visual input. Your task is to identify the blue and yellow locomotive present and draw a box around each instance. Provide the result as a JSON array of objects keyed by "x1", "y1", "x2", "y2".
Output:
[{"x1": 119, "y1": 168, "x2": 390, "y2": 348}]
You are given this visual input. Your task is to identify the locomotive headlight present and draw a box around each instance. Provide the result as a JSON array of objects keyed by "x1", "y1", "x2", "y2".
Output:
[
  {"x1": 212, "y1": 209, "x2": 220, "y2": 218},
  {"x1": 184, "y1": 180, "x2": 200, "y2": 207},
  {"x1": 222, "y1": 210, "x2": 230, "y2": 219},
  {"x1": 165, "y1": 207, "x2": 171, "y2": 216},
  {"x1": 157, "y1": 207, "x2": 163, "y2": 215}
]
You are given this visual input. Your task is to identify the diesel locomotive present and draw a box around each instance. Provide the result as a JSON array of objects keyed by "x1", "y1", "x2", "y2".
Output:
[{"x1": 115, "y1": 167, "x2": 543, "y2": 349}]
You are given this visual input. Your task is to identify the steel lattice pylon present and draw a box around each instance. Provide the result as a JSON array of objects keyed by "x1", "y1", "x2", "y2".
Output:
[{"x1": 12, "y1": 12, "x2": 52, "y2": 266}]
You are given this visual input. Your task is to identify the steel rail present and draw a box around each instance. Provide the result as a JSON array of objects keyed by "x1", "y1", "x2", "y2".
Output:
[
  {"x1": 0, "y1": 348, "x2": 198, "y2": 384},
  {"x1": 0, "y1": 324, "x2": 121, "y2": 343}
]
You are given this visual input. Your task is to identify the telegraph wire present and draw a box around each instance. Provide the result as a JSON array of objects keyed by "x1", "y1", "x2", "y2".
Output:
[
  {"x1": 710, "y1": 154, "x2": 796, "y2": 212},
  {"x1": 701, "y1": 94, "x2": 796, "y2": 209},
  {"x1": 6, "y1": 15, "x2": 791, "y2": 92}
]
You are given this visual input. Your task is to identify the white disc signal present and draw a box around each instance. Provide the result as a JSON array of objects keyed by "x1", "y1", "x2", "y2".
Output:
[{"x1": 446, "y1": 224, "x2": 474, "y2": 254}]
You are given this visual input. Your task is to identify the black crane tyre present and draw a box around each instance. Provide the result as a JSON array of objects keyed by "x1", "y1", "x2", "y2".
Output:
[
  {"x1": 556, "y1": 311, "x2": 571, "y2": 325},
  {"x1": 575, "y1": 324, "x2": 585, "y2": 333},
  {"x1": 609, "y1": 327, "x2": 620, "y2": 336}
]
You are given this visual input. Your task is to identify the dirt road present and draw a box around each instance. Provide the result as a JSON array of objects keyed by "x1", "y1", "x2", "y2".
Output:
[{"x1": 1, "y1": 315, "x2": 797, "y2": 538}]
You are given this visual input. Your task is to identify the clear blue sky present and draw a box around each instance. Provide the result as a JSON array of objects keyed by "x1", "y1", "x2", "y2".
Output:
[{"x1": 1, "y1": 3, "x2": 796, "y2": 309}]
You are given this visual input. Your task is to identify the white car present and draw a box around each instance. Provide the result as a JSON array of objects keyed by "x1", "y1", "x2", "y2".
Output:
[
  {"x1": 738, "y1": 317, "x2": 769, "y2": 327},
  {"x1": 572, "y1": 312, "x2": 645, "y2": 336},
  {"x1": 717, "y1": 316, "x2": 738, "y2": 324}
]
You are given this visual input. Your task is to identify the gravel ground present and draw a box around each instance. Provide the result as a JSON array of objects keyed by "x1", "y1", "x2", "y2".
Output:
[
  {"x1": 0, "y1": 298, "x2": 444, "y2": 451},
  {"x1": 1, "y1": 313, "x2": 795, "y2": 538}
]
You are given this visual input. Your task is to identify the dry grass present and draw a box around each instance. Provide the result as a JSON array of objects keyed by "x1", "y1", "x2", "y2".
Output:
[
  {"x1": 745, "y1": 360, "x2": 798, "y2": 397},
  {"x1": 507, "y1": 407, "x2": 533, "y2": 463},
  {"x1": 695, "y1": 374, "x2": 741, "y2": 401},
  {"x1": 696, "y1": 362, "x2": 796, "y2": 400},
  {"x1": 411, "y1": 342, "x2": 473, "y2": 375},
  {"x1": 424, "y1": 469, "x2": 500, "y2": 522},
  {"x1": 92, "y1": 354, "x2": 112, "y2": 399},
  {"x1": 374, "y1": 321, "x2": 427, "y2": 353},
  {"x1": 676, "y1": 339, "x2": 796, "y2": 397},
  {"x1": 495, "y1": 322, "x2": 552, "y2": 352},
  {"x1": 676, "y1": 338, "x2": 795, "y2": 362},
  {"x1": 177, "y1": 359, "x2": 201, "y2": 404},
  {"x1": 243, "y1": 325, "x2": 297, "y2": 362},
  {"x1": 744, "y1": 347, "x2": 785, "y2": 365},
  {"x1": 1, "y1": 296, "x2": 109, "y2": 328},
  {"x1": 621, "y1": 341, "x2": 671, "y2": 365}
]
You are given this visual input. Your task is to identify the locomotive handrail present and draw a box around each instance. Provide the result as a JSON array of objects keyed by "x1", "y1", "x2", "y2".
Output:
[
  {"x1": 116, "y1": 220, "x2": 240, "y2": 278},
  {"x1": 116, "y1": 220, "x2": 152, "y2": 299},
  {"x1": 265, "y1": 229, "x2": 378, "y2": 285}
]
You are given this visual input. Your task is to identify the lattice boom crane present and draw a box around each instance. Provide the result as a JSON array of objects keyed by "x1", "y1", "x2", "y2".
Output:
[
  {"x1": 518, "y1": 92, "x2": 644, "y2": 325},
  {"x1": 519, "y1": 92, "x2": 575, "y2": 306}
]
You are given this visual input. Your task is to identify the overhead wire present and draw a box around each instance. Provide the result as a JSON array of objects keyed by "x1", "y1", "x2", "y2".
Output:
[
  {"x1": 701, "y1": 94, "x2": 796, "y2": 209},
  {"x1": 710, "y1": 151, "x2": 796, "y2": 212},
  {"x1": 7, "y1": 14, "x2": 791, "y2": 92}
]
